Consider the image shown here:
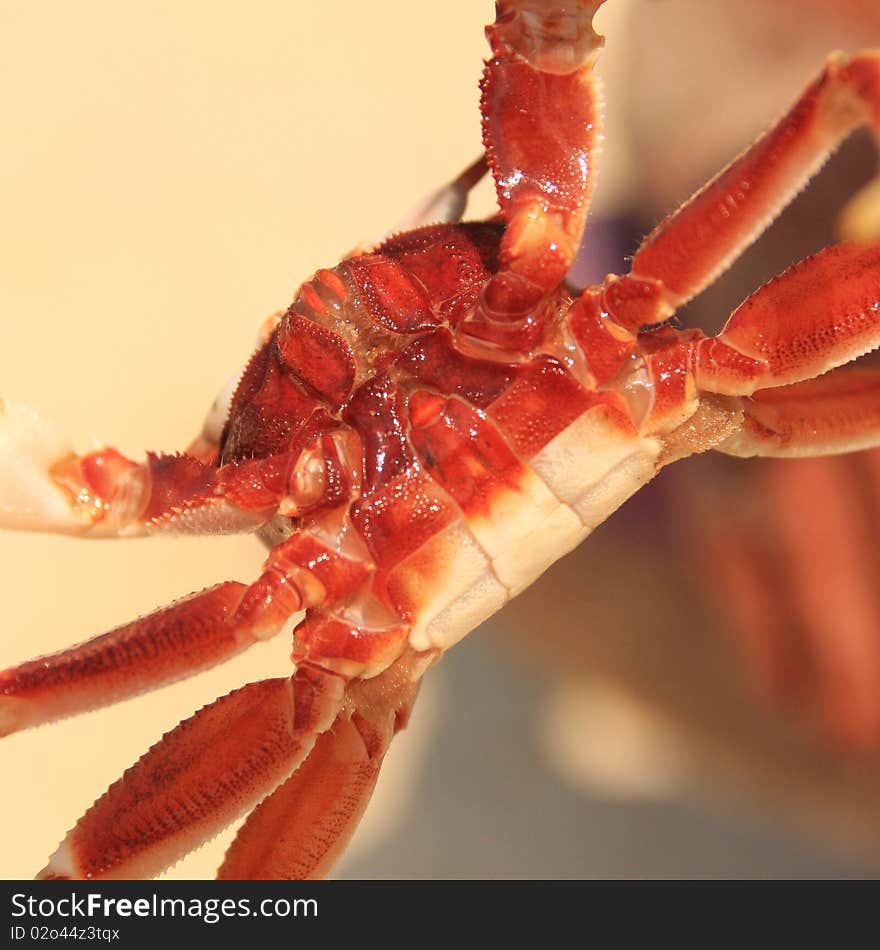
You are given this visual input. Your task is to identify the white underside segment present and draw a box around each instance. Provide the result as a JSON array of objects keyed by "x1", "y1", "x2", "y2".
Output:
[
  {"x1": 406, "y1": 524, "x2": 508, "y2": 653},
  {"x1": 0, "y1": 399, "x2": 94, "y2": 534},
  {"x1": 409, "y1": 408, "x2": 661, "y2": 653},
  {"x1": 529, "y1": 404, "x2": 659, "y2": 523},
  {"x1": 466, "y1": 467, "x2": 583, "y2": 593}
]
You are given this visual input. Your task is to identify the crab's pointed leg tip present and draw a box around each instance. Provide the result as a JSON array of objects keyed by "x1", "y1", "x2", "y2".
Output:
[{"x1": 36, "y1": 841, "x2": 78, "y2": 881}]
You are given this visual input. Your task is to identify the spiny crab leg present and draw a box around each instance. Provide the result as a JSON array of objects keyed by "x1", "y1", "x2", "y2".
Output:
[
  {"x1": 38, "y1": 668, "x2": 343, "y2": 880},
  {"x1": 38, "y1": 652, "x2": 429, "y2": 881},
  {"x1": 0, "y1": 527, "x2": 367, "y2": 737},
  {"x1": 396, "y1": 154, "x2": 489, "y2": 232},
  {"x1": 0, "y1": 583, "x2": 266, "y2": 737},
  {"x1": 0, "y1": 398, "x2": 283, "y2": 537},
  {"x1": 350, "y1": 154, "x2": 491, "y2": 257},
  {"x1": 218, "y1": 654, "x2": 423, "y2": 880},
  {"x1": 0, "y1": 385, "x2": 360, "y2": 538},
  {"x1": 649, "y1": 239, "x2": 880, "y2": 453},
  {"x1": 567, "y1": 48, "x2": 880, "y2": 454},
  {"x1": 217, "y1": 717, "x2": 380, "y2": 880},
  {"x1": 463, "y1": 0, "x2": 607, "y2": 347},
  {"x1": 632, "y1": 50, "x2": 880, "y2": 312},
  {"x1": 695, "y1": 239, "x2": 880, "y2": 395},
  {"x1": 716, "y1": 364, "x2": 880, "y2": 458}
]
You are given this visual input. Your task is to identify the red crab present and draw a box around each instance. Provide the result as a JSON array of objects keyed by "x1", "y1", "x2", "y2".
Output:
[{"x1": 2, "y1": 0, "x2": 880, "y2": 879}]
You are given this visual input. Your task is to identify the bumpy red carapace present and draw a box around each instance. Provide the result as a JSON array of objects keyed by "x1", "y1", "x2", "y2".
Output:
[{"x1": 2, "y1": 0, "x2": 880, "y2": 879}]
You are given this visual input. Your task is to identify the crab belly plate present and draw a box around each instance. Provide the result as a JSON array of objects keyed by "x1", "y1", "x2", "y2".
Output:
[{"x1": 406, "y1": 400, "x2": 660, "y2": 654}]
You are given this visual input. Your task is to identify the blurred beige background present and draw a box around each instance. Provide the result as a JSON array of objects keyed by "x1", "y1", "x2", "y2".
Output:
[{"x1": 4, "y1": 0, "x2": 880, "y2": 880}]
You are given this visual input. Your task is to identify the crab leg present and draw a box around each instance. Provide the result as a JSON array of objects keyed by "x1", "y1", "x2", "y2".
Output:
[
  {"x1": 0, "y1": 529, "x2": 367, "y2": 736},
  {"x1": 38, "y1": 665, "x2": 345, "y2": 880},
  {"x1": 627, "y1": 51, "x2": 880, "y2": 315},
  {"x1": 0, "y1": 398, "x2": 288, "y2": 537},
  {"x1": 715, "y1": 364, "x2": 880, "y2": 458},
  {"x1": 396, "y1": 154, "x2": 489, "y2": 231},
  {"x1": 464, "y1": 0, "x2": 607, "y2": 346},
  {"x1": 693, "y1": 239, "x2": 880, "y2": 396},
  {"x1": 350, "y1": 154, "x2": 490, "y2": 257},
  {"x1": 217, "y1": 653, "x2": 424, "y2": 880}
]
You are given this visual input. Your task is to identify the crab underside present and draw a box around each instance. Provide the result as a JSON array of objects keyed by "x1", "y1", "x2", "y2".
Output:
[{"x1": 2, "y1": 0, "x2": 880, "y2": 879}]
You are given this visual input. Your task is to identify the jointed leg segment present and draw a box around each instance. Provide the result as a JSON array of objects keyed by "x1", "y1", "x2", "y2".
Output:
[
  {"x1": 463, "y1": 1, "x2": 608, "y2": 347},
  {"x1": 0, "y1": 398, "x2": 285, "y2": 538},
  {"x1": 0, "y1": 524, "x2": 368, "y2": 737},
  {"x1": 593, "y1": 50, "x2": 880, "y2": 459},
  {"x1": 218, "y1": 654, "x2": 425, "y2": 880},
  {"x1": 716, "y1": 364, "x2": 880, "y2": 458},
  {"x1": 695, "y1": 240, "x2": 880, "y2": 396},
  {"x1": 597, "y1": 51, "x2": 880, "y2": 354},
  {"x1": 631, "y1": 51, "x2": 880, "y2": 310},
  {"x1": 39, "y1": 668, "x2": 346, "y2": 880}
]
